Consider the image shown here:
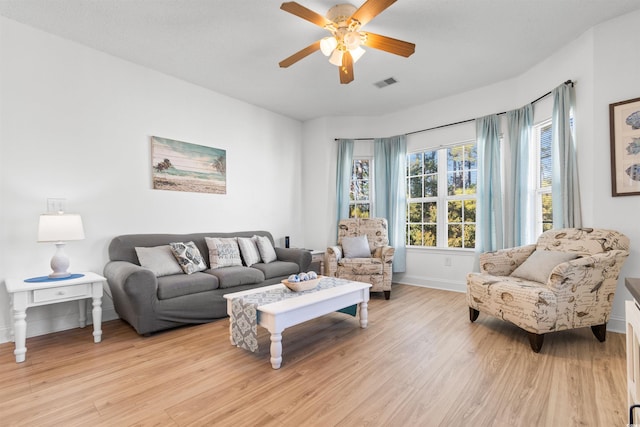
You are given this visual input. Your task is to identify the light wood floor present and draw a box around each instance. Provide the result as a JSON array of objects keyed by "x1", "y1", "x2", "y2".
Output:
[{"x1": 0, "y1": 284, "x2": 627, "y2": 426}]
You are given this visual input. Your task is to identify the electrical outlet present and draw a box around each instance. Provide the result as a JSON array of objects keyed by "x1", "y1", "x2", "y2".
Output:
[
  {"x1": 47, "y1": 198, "x2": 66, "y2": 213},
  {"x1": 444, "y1": 256, "x2": 452, "y2": 267}
]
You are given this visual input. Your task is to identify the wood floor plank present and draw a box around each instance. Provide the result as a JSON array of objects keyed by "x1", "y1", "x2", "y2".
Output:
[{"x1": 0, "y1": 284, "x2": 628, "y2": 426}]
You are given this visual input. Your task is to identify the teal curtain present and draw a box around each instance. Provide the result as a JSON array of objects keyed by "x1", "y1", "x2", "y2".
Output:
[
  {"x1": 475, "y1": 114, "x2": 504, "y2": 258},
  {"x1": 551, "y1": 83, "x2": 582, "y2": 228},
  {"x1": 336, "y1": 139, "x2": 354, "y2": 224},
  {"x1": 374, "y1": 135, "x2": 407, "y2": 273},
  {"x1": 506, "y1": 104, "x2": 532, "y2": 246}
]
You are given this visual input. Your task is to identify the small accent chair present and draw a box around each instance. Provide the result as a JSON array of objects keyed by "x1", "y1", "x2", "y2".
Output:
[
  {"x1": 326, "y1": 218, "x2": 395, "y2": 299},
  {"x1": 466, "y1": 228, "x2": 630, "y2": 352}
]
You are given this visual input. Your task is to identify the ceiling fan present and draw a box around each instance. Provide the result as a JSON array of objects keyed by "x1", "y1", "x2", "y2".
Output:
[{"x1": 278, "y1": 0, "x2": 416, "y2": 84}]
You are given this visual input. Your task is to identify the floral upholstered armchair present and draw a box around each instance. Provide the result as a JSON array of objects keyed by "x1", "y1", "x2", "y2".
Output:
[
  {"x1": 467, "y1": 228, "x2": 630, "y2": 352},
  {"x1": 326, "y1": 218, "x2": 395, "y2": 299}
]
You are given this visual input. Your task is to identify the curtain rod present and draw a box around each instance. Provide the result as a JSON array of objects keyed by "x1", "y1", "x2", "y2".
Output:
[{"x1": 334, "y1": 80, "x2": 574, "y2": 141}]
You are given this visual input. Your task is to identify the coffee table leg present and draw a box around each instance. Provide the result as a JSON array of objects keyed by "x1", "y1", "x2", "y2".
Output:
[
  {"x1": 270, "y1": 332, "x2": 283, "y2": 369},
  {"x1": 359, "y1": 301, "x2": 368, "y2": 328}
]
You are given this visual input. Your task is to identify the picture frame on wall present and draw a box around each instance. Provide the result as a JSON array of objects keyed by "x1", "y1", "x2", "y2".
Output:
[
  {"x1": 609, "y1": 96, "x2": 640, "y2": 196},
  {"x1": 151, "y1": 136, "x2": 227, "y2": 195}
]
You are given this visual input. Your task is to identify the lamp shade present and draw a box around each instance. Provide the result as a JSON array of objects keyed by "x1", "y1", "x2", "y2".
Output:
[{"x1": 38, "y1": 213, "x2": 85, "y2": 242}]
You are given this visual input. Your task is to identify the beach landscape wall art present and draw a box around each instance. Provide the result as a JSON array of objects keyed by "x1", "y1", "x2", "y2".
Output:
[{"x1": 151, "y1": 136, "x2": 226, "y2": 194}]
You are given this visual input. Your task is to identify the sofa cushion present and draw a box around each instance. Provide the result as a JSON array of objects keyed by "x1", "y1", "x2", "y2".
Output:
[
  {"x1": 342, "y1": 235, "x2": 372, "y2": 258},
  {"x1": 135, "y1": 245, "x2": 183, "y2": 277},
  {"x1": 251, "y1": 260, "x2": 299, "y2": 280},
  {"x1": 169, "y1": 241, "x2": 207, "y2": 274},
  {"x1": 510, "y1": 250, "x2": 578, "y2": 283},
  {"x1": 255, "y1": 235, "x2": 277, "y2": 263},
  {"x1": 157, "y1": 272, "x2": 219, "y2": 300},
  {"x1": 237, "y1": 236, "x2": 261, "y2": 267},
  {"x1": 206, "y1": 266, "x2": 265, "y2": 289},
  {"x1": 205, "y1": 237, "x2": 242, "y2": 269}
]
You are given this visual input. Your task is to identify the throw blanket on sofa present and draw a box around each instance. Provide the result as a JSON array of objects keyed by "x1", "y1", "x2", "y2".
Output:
[{"x1": 230, "y1": 277, "x2": 356, "y2": 353}]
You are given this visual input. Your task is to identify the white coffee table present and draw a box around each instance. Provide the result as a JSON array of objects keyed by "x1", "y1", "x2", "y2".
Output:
[{"x1": 224, "y1": 280, "x2": 371, "y2": 369}]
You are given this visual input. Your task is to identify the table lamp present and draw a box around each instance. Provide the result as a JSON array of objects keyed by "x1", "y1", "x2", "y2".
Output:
[{"x1": 38, "y1": 213, "x2": 85, "y2": 278}]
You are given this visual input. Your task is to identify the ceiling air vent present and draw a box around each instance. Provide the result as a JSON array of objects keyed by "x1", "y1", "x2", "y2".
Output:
[{"x1": 374, "y1": 77, "x2": 398, "y2": 88}]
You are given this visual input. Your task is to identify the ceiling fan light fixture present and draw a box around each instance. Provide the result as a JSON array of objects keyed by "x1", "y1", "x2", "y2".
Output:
[
  {"x1": 320, "y1": 37, "x2": 338, "y2": 56},
  {"x1": 350, "y1": 46, "x2": 366, "y2": 63},
  {"x1": 343, "y1": 31, "x2": 362, "y2": 50},
  {"x1": 329, "y1": 49, "x2": 344, "y2": 66}
]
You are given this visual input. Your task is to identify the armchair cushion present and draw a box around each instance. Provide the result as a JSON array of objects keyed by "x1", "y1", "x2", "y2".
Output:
[
  {"x1": 338, "y1": 257, "x2": 383, "y2": 275},
  {"x1": 510, "y1": 250, "x2": 579, "y2": 283},
  {"x1": 342, "y1": 235, "x2": 371, "y2": 258}
]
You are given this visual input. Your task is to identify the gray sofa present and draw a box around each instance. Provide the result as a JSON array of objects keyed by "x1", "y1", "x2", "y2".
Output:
[{"x1": 103, "y1": 231, "x2": 311, "y2": 335}]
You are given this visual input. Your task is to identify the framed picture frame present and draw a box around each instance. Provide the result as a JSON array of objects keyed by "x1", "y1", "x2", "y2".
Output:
[
  {"x1": 609, "y1": 96, "x2": 640, "y2": 196},
  {"x1": 151, "y1": 136, "x2": 227, "y2": 194}
]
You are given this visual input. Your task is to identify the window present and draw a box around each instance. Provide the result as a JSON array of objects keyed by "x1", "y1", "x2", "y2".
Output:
[
  {"x1": 406, "y1": 142, "x2": 477, "y2": 248},
  {"x1": 349, "y1": 158, "x2": 371, "y2": 218},
  {"x1": 534, "y1": 119, "x2": 553, "y2": 236}
]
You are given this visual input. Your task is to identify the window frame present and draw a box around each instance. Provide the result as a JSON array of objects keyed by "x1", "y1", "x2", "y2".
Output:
[
  {"x1": 533, "y1": 118, "x2": 553, "y2": 237},
  {"x1": 406, "y1": 140, "x2": 477, "y2": 250},
  {"x1": 348, "y1": 157, "x2": 373, "y2": 218}
]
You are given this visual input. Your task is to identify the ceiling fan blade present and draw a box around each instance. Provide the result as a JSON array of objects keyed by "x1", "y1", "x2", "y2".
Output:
[
  {"x1": 280, "y1": 2, "x2": 332, "y2": 28},
  {"x1": 279, "y1": 41, "x2": 321, "y2": 68},
  {"x1": 339, "y1": 51, "x2": 354, "y2": 84},
  {"x1": 350, "y1": 0, "x2": 396, "y2": 26},
  {"x1": 362, "y1": 32, "x2": 415, "y2": 57}
]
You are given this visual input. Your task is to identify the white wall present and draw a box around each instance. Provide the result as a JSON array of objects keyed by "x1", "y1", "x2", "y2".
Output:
[
  {"x1": 0, "y1": 18, "x2": 304, "y2": 342},
  {"x1": 302, "y1": 9, "x2": 640, "y2": 332}
]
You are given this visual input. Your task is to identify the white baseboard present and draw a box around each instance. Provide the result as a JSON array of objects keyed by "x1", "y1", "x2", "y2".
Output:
[{"x1": 395, "y1": 279, "x2": 627, "y2": 334}]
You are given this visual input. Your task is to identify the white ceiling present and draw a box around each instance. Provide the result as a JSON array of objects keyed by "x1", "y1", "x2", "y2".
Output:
[{"x1": 2, "y1": 0, "x2": 640, "y2": 121}]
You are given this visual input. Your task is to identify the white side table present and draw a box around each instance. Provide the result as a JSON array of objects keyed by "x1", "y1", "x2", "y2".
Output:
[{"x1": 4, "y1": 271, "x2": 105, "y2": 363}]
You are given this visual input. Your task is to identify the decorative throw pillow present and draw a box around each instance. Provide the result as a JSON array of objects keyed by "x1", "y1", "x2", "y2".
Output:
[
  {"x1": 342, "y1": 235, "x2": 371, "y2": 258},
  {"x1": 255, "y1": 235, "x2": 277, "y2": 264},
  {"x1": 169, "y1": 241, "x2": 207, "y2": 274},
  {"x1": 205, "y1": 237, "x2": 242, "y2": 269},
  {"x1": 135, "y1": 245, "x2": 183, "y2": 277},
  {"x1": 237, "y1": 236, "x2": 261, "y2": 267},
  {"x1": 510, "y1": 250, "x2": 579, "y2": 283}
]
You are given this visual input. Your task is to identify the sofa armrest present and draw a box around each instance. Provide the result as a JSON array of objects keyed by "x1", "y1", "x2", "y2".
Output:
[
  {"x1": 479, "y1": 244, "x2": 536, "y2": 276},
  {"x1": 274, "y1": 247, "x2": 312, "y2": 272},
  {"x1": 373, "y1": 245, "x2": 395, "y2": 263},
  {"x1": 325, "y1": 246, "x2": 342, "y2": 276},
  {"x1": 103, "y1": 261, "x2": 158, "y2": 333},
  {"x1": 547, "y1": 250, "x2": 630, "y2": 295}
]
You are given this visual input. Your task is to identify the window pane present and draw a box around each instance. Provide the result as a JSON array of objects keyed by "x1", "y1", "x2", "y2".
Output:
[
  {"x1": 409, "y1": 176, "x2": 423, "y2": 198},
  {"x1": 448, "y1": 224, "x2": 462, "y2": 248},
  {"x1": 541, "y1": 193, "x2": 552, "y2": 228},
  {"x1": 447, "y1": 172, "x2": 463, "y2": 196},
  {"x1": 408, "y1": 224, "x2": 423, "y2": 245},
  {"x1": 467, "y1": 170, "x2": 477, "y2": 194},
  {"x1": 424, "y1": 202, "x2": 437, "y2": 223},
  {"x1": 424, "y1": 175, "x2": 438, "y2": 197},
  {"x1": 464, "y1": 200, "x2": 476, "y2": 222},
  {"x1": 424, "y1": 151, "x2": 438, "y2": 174},
  {"x1": 424, "y1": 224, "x2": 437, "y2": 247},
  {"x1": 465, "y1": 224, "x2": 476, "y2": 248},
  {"x1": 409, "y1": 202, "x2": 422, "y2": 223},
  {"x1": 353, "y1": 159, "x2": 369, "y2": 180},
  {"x1": 408, "y1": 153, "x2": 422, "y2": 176},
  {"x1": 356, "y1": 180, "x2": 369, "y2": 200},
  {"x1": 467, "y1": 144, "x2": 478, "y2": 169},
  {"x1": 540, "y1": 124, "x2": 552, "y2": 187},
  {"x1": 448, "y1": 200, "x2": 462, "y2": 223}
]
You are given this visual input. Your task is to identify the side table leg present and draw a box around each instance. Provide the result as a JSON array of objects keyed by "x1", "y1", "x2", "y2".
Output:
[
  {"x1": 92, "y1": 296, "x2": 102, "y2": 343},
  {"x1": 270, "y1": 332, "x2": 283, "y2": 369},
  {"x1": 359, "y1": 300, "x2": 369, "y2": 328},
  {"x1": 13, "y1": 309, "x2": 27, "y2": 363},
  {"x1": 78, "y1": 299, "x2": 87, "y2": 328}
]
